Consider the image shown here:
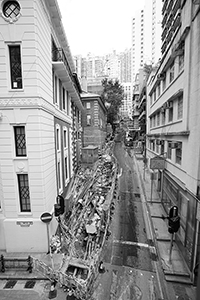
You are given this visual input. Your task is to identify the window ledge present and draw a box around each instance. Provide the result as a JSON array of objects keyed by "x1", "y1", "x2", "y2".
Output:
[
  {"x1": 9, "y1": 89, "x2": 24, "y2": 92},
  {"x1": 17, "y1": 213, "x2": 32, "y2": 217}
]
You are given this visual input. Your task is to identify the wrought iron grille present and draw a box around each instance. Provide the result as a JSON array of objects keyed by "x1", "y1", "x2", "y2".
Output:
[
  {"x1": 9, "y1": 45, "x2": 23, "y2": 89},
  {"x1": 17, "y1": 174, "x2": 31, "y2": 212},
  {"x1": 14, "y1": 126, "x2": 26, "y2": 156}
]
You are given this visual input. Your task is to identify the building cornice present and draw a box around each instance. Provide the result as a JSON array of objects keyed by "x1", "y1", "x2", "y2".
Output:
[
  {"x1": 0, "y1": 97, "x2": 72, "y2": 125},
  {"x1": 147, "y1": 131, "x2": 190, "y2": 138}
]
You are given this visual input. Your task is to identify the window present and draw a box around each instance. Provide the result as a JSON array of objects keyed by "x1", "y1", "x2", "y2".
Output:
[
  {"x1": 14, "y1": 126, "x2": 26, "y2": 156},
  {"x1": 150, "y1": 117, "x2": 152, "y2": 128},
  {"x1": 86, "y1": 102, "x2": 91, "y2": 109},
  {"x1": 54, "y1": 75, "x2": 58, "y2": 104},
  {"x1": 169, "y1": 62, "x2": 174, "y2": 82},
  {"x1": 87, "y1": 115, "x2": 91, "y2": 125},
  {"x1": 62, "y1": 88, "x2": 66, "y2": 110},
  {"x1": 168, "y1": 103, "x2": 173, "y2": 122},
  {"x1": 66, "y1": 91, "x2": 69, "y2": 115},
  {"x1": 150, "y1": 95, "x2": 153, "y2": 105},
  {"x1": 179, "y1": 53, "x2": 184, "y2": 72},
  {"x1": 3, "y1": 1, "x2": 20, "y2": 19},
  {"x1": 167, "y1": 142, "x2": 172, "y2": 159},
  {"x1": 18, "y1": 174, "x2": 30, "y2": 212},
  {"x1": 63, "y1": 129, "x2": 67, "y2": 148},
  {"x1": 65, "y1": 157, "x2": 68, "y2": 180},
  {"x1": 158, "y1": 82, "x2": 161, "y2": 97},
  {"x1": 161, "y1": 141, "x2": 165, "y2": 155},
  {"x1": 153, "y1": 90, "x2": 156, "y2": 102},
  {"x1": 59, "y1": 79, "x2": 62, "y2": 109},
  {"x1": 176, "y1": 143, "x2": 182, "y2": 164},
  {"x1": 9, "y1": 45, "x2": 22, "y2": 89},
  {"x1": 58, "y1": 162, "x2": 61, "y2": 189},
  {"x1": 157, "y1": 112, "x2": 160, "y2": 126},
  {"x1": 161, "y1": 110, "x2": 165, "y2": 125},
  {"x1": 163, "y1": 76, "x2": 166, "y2": 91},
  {"x1": 177, "y1": 95, "x2": 183, "y2": 119},
  {"x1": 56, "y1": 127, "x2": 60, "y2": 150}
]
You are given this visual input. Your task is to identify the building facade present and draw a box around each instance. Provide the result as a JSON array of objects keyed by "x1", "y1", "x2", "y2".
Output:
[
  {"x1": 0, "y1": 0, "x2": 84, "y2": 252},
  {"x1": 146, "y1": 0, "x2": 200, "y2": 275},
  {"x1": 81, "y1": 93, "x2": 107, "y2": 149}
]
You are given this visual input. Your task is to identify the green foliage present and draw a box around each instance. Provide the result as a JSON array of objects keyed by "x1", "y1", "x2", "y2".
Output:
[{"x1": 101, "y1": 78, "x2": 124, "y2": 128}]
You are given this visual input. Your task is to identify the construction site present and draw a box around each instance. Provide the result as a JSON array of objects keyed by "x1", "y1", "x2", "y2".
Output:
[{"x1": 33, "y1": 140, "x2": 119, "y2": 299}]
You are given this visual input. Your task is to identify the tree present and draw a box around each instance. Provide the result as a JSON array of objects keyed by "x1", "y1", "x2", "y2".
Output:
[{"x1": 101, "y1": 78, "x2": 124, "y2": 131}]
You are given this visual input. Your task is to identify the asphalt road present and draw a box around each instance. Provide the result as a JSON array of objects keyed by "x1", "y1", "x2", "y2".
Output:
[{"x1": 93, "y1": 137, "x2": 162, "y2": 300}]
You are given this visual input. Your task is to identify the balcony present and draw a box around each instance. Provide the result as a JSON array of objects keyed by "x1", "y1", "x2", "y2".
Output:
[{"x1": 52, "y1": 48, "x2": 84, "y2": 111}]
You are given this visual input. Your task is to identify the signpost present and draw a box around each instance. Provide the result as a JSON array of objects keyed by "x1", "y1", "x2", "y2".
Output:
[
  {"x1": 40, "y1": 212, "x2": 53, "y2": 268},
  {"x1": 150, "y1": 156, "x2": 165, "y2": 170},
  {"x1": 149, "y1": 156, "x2": 165, "y2": 202}
]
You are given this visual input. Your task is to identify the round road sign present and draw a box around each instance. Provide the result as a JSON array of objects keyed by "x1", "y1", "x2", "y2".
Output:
[{"x1": 40, "y1": 212, "x2": 53, "y2": 223}]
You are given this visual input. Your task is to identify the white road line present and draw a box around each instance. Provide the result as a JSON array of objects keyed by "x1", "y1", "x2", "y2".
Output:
[{"x1": 113, "y1": 239, "x2": 155, "y2": 251}]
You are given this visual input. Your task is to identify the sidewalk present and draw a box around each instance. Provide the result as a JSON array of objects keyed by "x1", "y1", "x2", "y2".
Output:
[{"x1": 132, "y1": 151, "x2": 196, "y2": 300}]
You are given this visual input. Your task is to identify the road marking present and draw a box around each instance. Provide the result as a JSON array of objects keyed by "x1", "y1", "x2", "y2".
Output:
[{"x1": 113, "y1": 240, "x2": 155, "y2": 251}]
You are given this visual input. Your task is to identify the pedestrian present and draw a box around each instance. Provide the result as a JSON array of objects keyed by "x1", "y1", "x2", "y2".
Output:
[{"x1": 98, "y1": 260, "x2": 105, "y2": 273}]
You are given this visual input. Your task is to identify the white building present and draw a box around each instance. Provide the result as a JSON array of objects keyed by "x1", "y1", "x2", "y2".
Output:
[
  {"x1": 0, "y1": 0, "x2": 84, "y2": 252},
  {"x1": 131, "y1": 0, "x2": 162, "y2": 86},
  {"x1": 146, "y1": 0, "x2": 200, "y2": 276},
  {"x1": 120, "y1": 83, "x2": 132, "y2": 118}
]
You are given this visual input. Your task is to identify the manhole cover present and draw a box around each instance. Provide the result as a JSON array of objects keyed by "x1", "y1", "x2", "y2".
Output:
[
  {"x1": 4, "y1": 280, "x2": 17, "y2": 289},
  {"x1": 24, "y1": 280, "x2": 36, "y2": 288}
]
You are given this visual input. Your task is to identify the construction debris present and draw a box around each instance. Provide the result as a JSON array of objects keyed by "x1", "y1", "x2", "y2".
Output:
[{"x1": 33, "y1": 141, "x2": 119, "y2": 299}]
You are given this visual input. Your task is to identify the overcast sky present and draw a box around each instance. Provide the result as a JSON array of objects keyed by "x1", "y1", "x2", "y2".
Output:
[{"x1": 57, "y1": 0, "x2": 145, "y2": 57}]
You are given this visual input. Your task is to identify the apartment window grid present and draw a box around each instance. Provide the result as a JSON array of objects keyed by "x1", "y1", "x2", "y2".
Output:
[
  {"x1": 150, "y1": 117, "x2": 152, "y2": 128},
  {"x1": 163, "y1": 76, "x2": 166, "y2": 91},
  {"x1": 54, "y1": 75, "x2": 58, "y2": 104},
  {"x1": 64, "y1": 129, "x2": 67, "y2": 148},
  {"x1": 59, "y1": 79, "x2": 62, "y2": 109},
  {"x1": 58, "y1": 162, "x2": 61, "y2": 189},
  {"x1": 158, "y1": 82, "x2": 161, "y2": 97},
  {"x1": 177, "y1": 96, "x2": 183, "y2": 119},
  {"x1": 176, "y1": 143, "x2": 182, "y2": 165},
  {"x1": 168, "y1": 105, "x2": 173, "y2": 122},
  {"x1": 17, "y1": 174, "x2": 31, "y2": 212},
  {"x1": 167, "y1": 142, "x2": 172, "y2": 159},
  {"x1": 179, "y1": 53, "x2": 184, "y2": 72},
  {"x1": 9, "y1": 45, "x2": 23, "y2": 89},
  {"x1": 162, "y1": 110, "x2": 165, "y2": 125},
  {"x1": 14, "y1": 126, "x2": 26, "y2": 156},
  {"x1": 169, "y1": 62, "x2": 175, "y2": 83},
  {"x1": 161, "y1": 142, "x2": 165, "y2": 155},
  {"x1": 87, "y1": 115, "x2": 91, "y2": 125},
  {"x1": 66, "y1": 91, "x2": 69, "y2": 115},
  {"x1": 65, "y1": 157, "x2": 68, "y2": 180},
  {"x1": 56, "y1": 128, "x2": 60, "y2": 150},
  {"x1": 154, "y1": 90, "x2": 156, "y2": 102},
  {"x1": 62, "y1": 87, "x2": 66, "y2": 110},
  {"x1": 157, "y1": 112, "x2": 160, "y2": 126},
  {"x1": 86, "y1": 102, "x2": 91, "y2": 109}
]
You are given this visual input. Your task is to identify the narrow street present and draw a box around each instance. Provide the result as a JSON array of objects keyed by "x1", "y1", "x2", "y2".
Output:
[{"x1": 93, "y1": 136, "x2": 162, "y2": 300}]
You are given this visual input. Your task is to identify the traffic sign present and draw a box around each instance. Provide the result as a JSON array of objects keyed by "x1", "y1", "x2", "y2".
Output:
[
  {"x1": 40, "y1": 212, "x2": 53, "y2": 223},
  {"x1": 150, "y1": 156, "x2": 165, "y2": 170}
]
